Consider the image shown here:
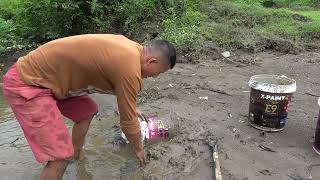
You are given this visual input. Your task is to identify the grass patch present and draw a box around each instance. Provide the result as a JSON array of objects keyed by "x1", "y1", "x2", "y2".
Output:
[
  {"x1": 196, "y1": 0, "x2": 320, "y2": 53},
  {"x1": 297, "y1": 10, "x2": 320, "y2": 39},
  {"x1": 298, "y1": 11, "x2": 320, "y2": 21},
  {"x1": 161, "y1": 7, "x2": 207, "y2": 58}
]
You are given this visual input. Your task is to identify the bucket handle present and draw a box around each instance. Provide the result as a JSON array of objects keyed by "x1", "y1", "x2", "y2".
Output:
[{"x1": 138, "y1": 113, "x2": 149, "y2": 122}]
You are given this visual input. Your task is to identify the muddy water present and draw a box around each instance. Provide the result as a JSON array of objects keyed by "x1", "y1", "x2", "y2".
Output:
[
  {"x1": 0, "y1": 90, "x2": 14, "y2": 123},
  {"x1": 0, "y1": 90, "x2": 213, "y2": 180},
  {"x1": 0, "y1": 89, "x2": 41, "y2": 180},
  {"x1": 0, "y1": 93, "x2": 146, "y2": 180}
]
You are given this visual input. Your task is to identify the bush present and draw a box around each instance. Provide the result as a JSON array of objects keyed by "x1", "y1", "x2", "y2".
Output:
[
  {"x1": 162, "y1": 8, "x2": 206, "y2": 46},
  {"x1": 0, "y1": 18, "x2": 25, "y2": 53},
  {"x1": 116, "y1": 0, "x2": 158, "y2": 36},
  {"x1": 0, "y1": 0, "x2": 203, "y2": 41},
  {"x1": 13, "y1": 0, "x2": 92, "y2": 41}
]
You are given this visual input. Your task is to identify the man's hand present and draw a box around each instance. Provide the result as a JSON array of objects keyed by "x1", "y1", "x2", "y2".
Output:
[
  {"x1": 134, "y1": 148, "x2": 146, "y2": 167},
  {"x1": 136, "y1": 107, "x2": 143, "y2": 116},
  {"x1": 136, "y1": 107, "x2": 147, "y2": 121},
  {"x1": 126, "y1": 131, "x2": 146, "y2": 167}
]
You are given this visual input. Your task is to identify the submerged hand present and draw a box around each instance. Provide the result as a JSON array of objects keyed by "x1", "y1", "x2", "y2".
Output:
[
  {"x1": 127, "y1": 132, "x2": 146, "y2": 167},
  {"x1": 134, "y1": 148, "x2": 146, "y2": 167}
]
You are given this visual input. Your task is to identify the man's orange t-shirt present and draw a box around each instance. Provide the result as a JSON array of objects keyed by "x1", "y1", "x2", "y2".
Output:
[{"x1": 16, "y1": 34, "x2": 143, "y2": 136}]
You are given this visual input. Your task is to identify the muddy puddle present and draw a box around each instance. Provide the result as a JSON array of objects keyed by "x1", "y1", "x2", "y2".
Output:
[
  {"x1": 0, "y1": 90, "x2": 14, "y2": 123},
  {"x1": 0, "y1": 93, "x2": 144, "y2": 180}
]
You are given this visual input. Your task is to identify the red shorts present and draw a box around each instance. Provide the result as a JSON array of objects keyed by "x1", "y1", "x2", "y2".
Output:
[{"x1": 2, "y1": 64, "x2": 98, "y2": 163}]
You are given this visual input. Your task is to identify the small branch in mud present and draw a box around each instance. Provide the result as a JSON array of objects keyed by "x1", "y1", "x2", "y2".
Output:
[
  {"x1": 10, "y1": 137, "x2": 20, "y2": 147},
  {"x1": 0, "y1": 137, "x2": 20, "y2": 147},
  {"x1": 222, "y1": 58, "x2": 242, "y2": 67},
  {"x1": 11, "y1": 137, "x2": 19, "y2": 144},
  {"x1": 216, "y1": 101, "x2": 226, "y2": 104},
  {"x1": 305, "y1": 92, "x2": 320, "y2": 97},
  {"x1": 259, "y1": 169, "x2": 272, "y2": 176},
  {"x1": 198, "y1": 86, "x2": 232, "y2": 97},
  {"x1": 259, "y1": 145, "x2": 276, "y2": 152}
]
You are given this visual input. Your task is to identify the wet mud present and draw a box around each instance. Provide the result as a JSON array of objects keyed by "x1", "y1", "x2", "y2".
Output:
[{"x1": 1, "y1": 50, "x2": 320, "y2": 179}]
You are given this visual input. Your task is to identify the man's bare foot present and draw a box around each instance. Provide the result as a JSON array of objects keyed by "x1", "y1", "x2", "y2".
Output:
[{"x1": 74, "y1": 148, "x2": 85, "y2": 160}]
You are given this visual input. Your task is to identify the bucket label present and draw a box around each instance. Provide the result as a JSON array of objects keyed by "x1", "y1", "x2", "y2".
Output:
[
  {"x1": 260, "y1": 94, "x2": 287, "y2": 101},
  {"x1": 147, "y1": 116, "x2": 169, "y2": 141},
  {"x1": 249, "y1": 89, "x2": 292, "y2": 131},
  {"x1": 264, "y1": 104, "x2": 278, "y2": 114}
]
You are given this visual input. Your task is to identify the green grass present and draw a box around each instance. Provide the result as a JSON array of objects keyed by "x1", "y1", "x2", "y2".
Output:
[
  {"x1": 162, "y1": 8, "x2": 207, "y2": 46},
  {"x1": 297, "y1": 10, "x2": 320, "y2": 39},
  {"x1": 230, "y1": 0, "x2": 319, "y2": 8},
  {"x1": 198, "y1": 0, "x2": 320, "y2": 52},
  {"x1": 298, "y1": 11, "x2": 320, "y2": 21}
]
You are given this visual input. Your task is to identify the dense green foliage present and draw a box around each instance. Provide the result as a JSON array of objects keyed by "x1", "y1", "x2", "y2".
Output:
[
  {"x1": 0, "y1": 0, "x2": 203, "y2": 54},
  {"x1": 0, "y1": 0, "x2": 319, "y2": 56}
]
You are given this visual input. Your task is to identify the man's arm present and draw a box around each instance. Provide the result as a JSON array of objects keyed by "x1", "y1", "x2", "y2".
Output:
[
  {"x1": 115, "y1": 75, "x2": 145, "y2": 166},
  {"x1": 125, "y1": 131, "x2": 145, "y2": 166}
]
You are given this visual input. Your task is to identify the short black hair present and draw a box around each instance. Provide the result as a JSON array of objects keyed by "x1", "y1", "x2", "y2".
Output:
[{"x1": 149, "y1": 39, "x2": 176, "y2": 69}]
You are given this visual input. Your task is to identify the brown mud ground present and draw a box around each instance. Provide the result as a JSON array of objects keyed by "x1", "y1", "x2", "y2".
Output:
[{"x1": 1, "y1": 49, "x2": 320, "y2": 180}]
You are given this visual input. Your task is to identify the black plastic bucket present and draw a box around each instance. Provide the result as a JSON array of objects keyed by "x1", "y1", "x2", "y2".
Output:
[{"x1": 248, "y1": 75, "x2": 296, "y2": 131}]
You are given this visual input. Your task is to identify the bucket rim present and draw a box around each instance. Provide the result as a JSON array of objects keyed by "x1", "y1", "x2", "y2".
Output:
[{"x1": 248, "y1": 74, "x2": 296, "y2": 94}]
